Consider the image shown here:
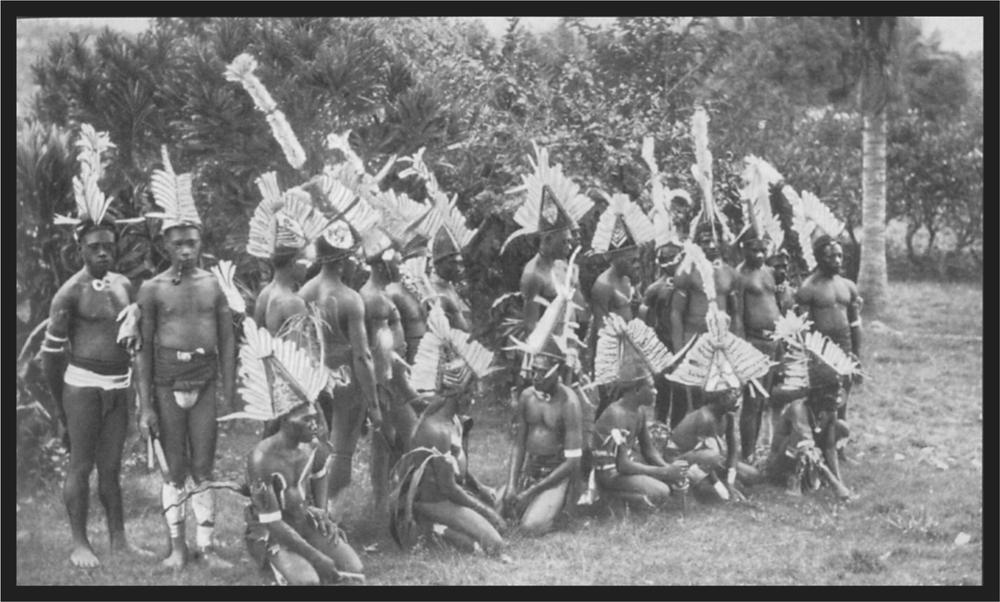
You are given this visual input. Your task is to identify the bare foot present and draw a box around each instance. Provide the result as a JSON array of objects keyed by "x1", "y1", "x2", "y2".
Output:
[
  {"x1": 70, "y1": 543, "x2": 100, "y2": 568},
  {"x1": 162, "y1": 546, "x2": 187, "y2": 569},
  {"x1": 110, "y1": 538, "x2": 156, "y2": 558}
]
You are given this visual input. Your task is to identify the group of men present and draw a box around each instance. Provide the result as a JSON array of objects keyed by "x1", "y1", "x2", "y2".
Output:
[{"x1": 34, "y1": 63, "x2": 865, "y2": 585}]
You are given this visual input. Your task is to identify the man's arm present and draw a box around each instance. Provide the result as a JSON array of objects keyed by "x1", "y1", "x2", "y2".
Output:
[
  {"x1": 792, "y1": 281, "x2": 810, "y2": 317},
  {"x1": 215, "y1": 284, "x2": 236, "y2": 411},
  {"x1": 727, "y1": 269, "x2": 744, "y2": 338},
  {"x1": 39, "y1": 283, "x2": 73, "y2": 436},
  {"x1": 504, "y1": 390, "x2": 530, "y2": 496},
  {"x1": 430, "y1": 459, "x2": 505, "y2": 529},
  {"x1": 590, "y1": 280, "x2": 611, "y2": 326},
  {"x1": 343, "y1": 294, "x2": 382, "y2": 426},
  {"x1": 520, "y1": 272, "x2": 543, "y2": 332},
  {"x1": 443, "y1": 295, "x2": 471, "y2": 332},
  {"x1": 669, "y1": 274, "x2": 690, "y2": 352},
  {"x1": 846, "y1": 281, "x2": 862, "y2": 359},
  {"x1": 135, "y1": 281, "x2": 158, "y2": 439}
]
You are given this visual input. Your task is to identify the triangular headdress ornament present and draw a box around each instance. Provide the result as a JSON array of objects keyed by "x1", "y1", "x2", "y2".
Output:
[
  {"x1": 593, "y1": 314, "x2": 674, "y2": 385},
  {"x1": 666, "y1": 305, "x2": 772, "y2": 395},
  {"x1": 590, "y1": 192, "x2": 656, "y2": 256},
  {"x1": 220, "y1": 317, "x2": 330, "y2": 422},
  {"x1": 410, "y1": 304, "x2": 495, "y2": 394},
  {"x1": 501, "y1": 143, "x2": 594, "y2": 254},
  {"x1": 769, "y1": 311, "x2": 861, "y2": 391},
  {"x1": 146, "y1": 146, "x2": 202, "y2": 231}
]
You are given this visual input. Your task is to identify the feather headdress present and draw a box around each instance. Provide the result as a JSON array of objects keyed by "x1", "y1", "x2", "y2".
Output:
[
  {"x1": 410, "y1": 304, "x2": 495, "y2": 394},
  {"x1": 666, "y1": 306, "x2": 772, "y2": 395},
  {"x1": 738, "y1": 156, "x2": 785, "y2": 253},
  {"x1": 146, "y1": 146, "x2": 201, "y2": 231},
  {"x1": 505, "y1": 247, "x2": 584, "y2": 361},
  {"x1": 780, "y1": 185, "x2": 846, "y2": 271},
  {"x1": 501, "y1": 143, "x2": 594, "y2": 254},
  {"x1": 768, "y1": 311, "x2": 860, "y2": 392},
  {"x1": 643, "y1": 135, "x2": 689, "y2": 249},
  {"x1": 247, "y1": 172, "x2": 330, "y2": 259},
  {"x1": 398, "y1": 254, "x2": 438, "y2": 307},
  {"x1": 688, "y1": 107, "x2": 733, "y2": 244},
  {"x1": 325, "y1": 130, "x2": 397, "y2": 201},
  {"x1": 224, "y1": 53, "x2": 307, "y2": 170},
  {"x1": 593, "y1": 314, "x2": 674, "y2": 384},
  {"x1": 590, "y1": 192, "x2": 656, "y2": 255},
  {"x1": 220, "y1": 317, "x2": 329, "y2": 422},
  {"x1": 399, "y1": 148, "x2": 478, "y2": 256},
  {"x1": 676, "y1": 240, "x2": 718, "y2": 304},
  {"x1": 210, "y1": 259, "x2": 248, "y2": 316},
  {"x1": 54, "y1": 124, "x2": 125, "y2": 232}
]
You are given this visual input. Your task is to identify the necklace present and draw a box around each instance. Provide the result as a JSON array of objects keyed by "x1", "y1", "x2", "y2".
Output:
[{"x1": 91, "y1": 276, "x2": 112, "y2": 291}]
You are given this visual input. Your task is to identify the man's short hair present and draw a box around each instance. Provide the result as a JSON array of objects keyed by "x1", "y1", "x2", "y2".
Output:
[
  {"x1": 812, "y1": 234, "x2": 837, "y2": 260},
  {"x1": 75, "y1": 220, "x2": 118, "y2": 243}
]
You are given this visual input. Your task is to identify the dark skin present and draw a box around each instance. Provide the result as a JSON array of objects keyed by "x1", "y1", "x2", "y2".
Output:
[
  {"x1": 430, "y1": 254, "x2": 471, "y2": 331},
  {"x1": 298, "y1": 254, "x2": 382, "y2": 514},
  {"x1": 406, "y1": 387, "x2": 507, "y2": 554},
  {"x1": 253, "y1": 252, "x2": 309, "y2": 335},
  {"x1": 770, "y1": 390, "x2": 853, "y2": 500},
  {"x1": 41, "y1": 227, "x2": 138, "y2": 568},
  {"x1": 247, "y1": 404, "x2": 364, "y2": 584},
  {"x1": 591, "y1": 248, "x2": 642, "y2": 325},
  {"x1": 592, "y1": 376, "x2": 690, "y2": 506},
  {"x1": 503, "y1": 355, "x2": 583, "y2": 535},
  {"x1": 519, "y1": 228, "x2": 589, "y2": 332},
  {"x1": 361, "y1": 259, "x2": 421, "y2": 515},
  {"x1": 383, "y1": 253, "x2": 428, "y2": 364},
  {"x1": 736, "y1": 240, "x2": 783, "y2": 460},
  {"x1": 666, "y1": 389, "x2": 754, "y2": 501},
  {"x1": 766, "y1": 256, "x2": 796, "y2": 314},
  {"x1": 136, "y1": 225, "x2": 236, "y2": 568},
  {"x1": 669, "y1": 231, "x2": 743, "y2": 352},
  {"x1": 639, "y1": 244, "x2": 683, "y2": 348}
]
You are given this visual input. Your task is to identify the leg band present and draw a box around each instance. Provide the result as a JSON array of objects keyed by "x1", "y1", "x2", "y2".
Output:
[
  {"x1": 191, "y1": 488, "x2": 215, "y2": 548},
  {"x1": 162, "y1": 482, "x2": 186, "y2": 538}
]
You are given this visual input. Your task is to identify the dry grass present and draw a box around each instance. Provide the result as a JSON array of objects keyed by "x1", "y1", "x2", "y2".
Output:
[{"x1": 15, "y1": 280, "x2": 983, "y2": 586}]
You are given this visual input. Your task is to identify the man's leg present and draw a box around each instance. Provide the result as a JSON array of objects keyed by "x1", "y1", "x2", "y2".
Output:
[
  {"x1": 519, "y1": 479, "x2": 569, "y2": 536},
  {"x1": 268, "y1": 547, "x2": 321, "y2": 586},
  {"x1": 186, "y1": 381, "x2": 231, "y2": 567},
  {"x1": 62, "y1": 384, "x2": 103, "y2": 567},
  {"x1": 155, "y1": 385, "x2": 191, "y2": 568},
  {"x1": 739, "y1": 387, "x2": 763, "y2": 462},
  {"x1": 327, "y1": 382, "x2": 366, "y2": 518},
  {"x1": 94, "y1": 389, "x2": 129, "y2": 554},
  {"x1": 414, "y1": 501, "x2": 504, "y2": 555},
  {"x1": 597, "y1": 474, "x2": 672, "y2": 509}
]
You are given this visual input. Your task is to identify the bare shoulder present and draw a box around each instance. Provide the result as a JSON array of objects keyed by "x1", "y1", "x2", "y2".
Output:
[
  {"x1": 520, "y1": 265, "x2": 543, "y2": 293},
  {"x1": 138, "y1": 272, "x2": 168, "y2": 300}
]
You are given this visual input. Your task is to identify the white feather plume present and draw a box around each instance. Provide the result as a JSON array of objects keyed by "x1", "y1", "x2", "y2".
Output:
[{"x1": 211, "y1": 260, "x2": 247, "y2": 315}]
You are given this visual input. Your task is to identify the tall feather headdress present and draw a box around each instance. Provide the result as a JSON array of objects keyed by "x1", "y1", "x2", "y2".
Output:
[
  {"x1": 220, "y1": 317, "x2": 330, "y2": 422},
  {"x1": 247, "y1": 172, "x2": 330, "y2": 260},
  {"x1": 666, "y1": 306, "x2": 772, "y2": 395},
  {"x1": 146, "y1": 146, "x2": 202, "y2": 231},
  {"x1": 593, "y1": 314, "x2": 674, "y2": 384},
  {"x1": 642, "y1": 135, "x2": 690, "y2": 249},
  {"x1": 53, "y1": 123, "x2": 125, "y2": 233},
  {"x1": 590, "y1": 192, "x2": 656, "y2": 256},
  {"x1": 210, "y1": 259, "x2": 248, "y2": 316},
  {"x1": 780, "y1": 185, "x2": 846, "y2": 271},
  {"x1": 224, "y1": 53, "x2": 307, "y2": 170},
  {"x1": 410, "y1": 304, "x2": 495, "y2": 394},
  {"x1": 676, "y1": 240, "x2": 718, "y2": 304},
  {"x1": 501, "y1": 143, "x2": 594, "y2": 254},
  {"x1": 399, "y1": 147, "x2": 478, "y2": 258},
  {"x1": 688, "y1": 107, "x2": 732, "y2": 244},
  {"x1": 738, "y1": 155, "x2": 785, "y2": 253}
]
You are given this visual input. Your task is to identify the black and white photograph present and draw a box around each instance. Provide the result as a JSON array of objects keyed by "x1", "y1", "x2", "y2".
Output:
[{"x1": 14, "y1": 11, "x2": 988, "y2": 592}]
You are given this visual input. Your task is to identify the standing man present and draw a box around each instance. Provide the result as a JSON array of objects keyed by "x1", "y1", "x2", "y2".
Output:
[
  {"x1": 734, "y1": 232, "x2": 784, "y2": 461},
  {"x1": 794, "y1": 234, "x2": 862, "y2": 441},
  {"x1": 428, "y1": 228, "x2": 472, "y2": 331},
  {"x1": 589, "y1": 193, "x2": 656, "y2": 325},
  {"x1": 386, "y1": 237, "x2": 430, "y2": 364},
  {"x1": 298, "y1": 219, "x2": 383, "y2": 514},
  {"x1": 137, "y1": 147, "x2": 236, "y2": 569},
  {"x1": 40, "y1": 125, "x2": 144, "y2": 568},
  {"x1": 246, "y1": 172, "x2": 328, "y2": 335}
]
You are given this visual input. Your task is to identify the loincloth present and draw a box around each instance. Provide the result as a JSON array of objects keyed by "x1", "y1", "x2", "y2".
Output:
[
  {"x1": 745, "y1": 329, "x2": 779, "y2": 357},
  {"x1": 244, "y1": 504, "x2": 343, "y2": 572},
  {"x1": 65, "y1": 355, "x2": 131, "y2": 391},
  {"x1": 153, "y1": 346, "x2": 217, "y2": 390}
]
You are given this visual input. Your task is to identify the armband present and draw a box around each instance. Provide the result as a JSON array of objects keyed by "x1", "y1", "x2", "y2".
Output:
[
  {"x1": 310, "y1": 463, "x2": 330, "y2": 481},
  {"x1": 257, "y1": 510, "x2": 283, "y2": 524},
  {"x1": 849, "y1": 319, "x2": 861, "y2": 328},
  {"x1": 564, "y1": 448, "x2": 582, "y2": 459},
  {"x1": 39, "y1": 344, "x2": 66, "y2": 355},
  {"x1": 726, "y1": 467, "x2": 737, "y2": 486},
  {"x1": 41, "y1": 333, "x2": 68, "y2": 354}
]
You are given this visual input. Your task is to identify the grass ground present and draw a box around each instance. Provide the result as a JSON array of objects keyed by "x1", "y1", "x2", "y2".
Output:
[{"x1": 15, "y1": 280, "x2": 983, "y2": 586}]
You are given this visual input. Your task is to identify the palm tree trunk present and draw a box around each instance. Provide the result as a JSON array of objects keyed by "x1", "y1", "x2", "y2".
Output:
[{"x1": 858, "y1": 108, "x2": 888, "y2": 316}]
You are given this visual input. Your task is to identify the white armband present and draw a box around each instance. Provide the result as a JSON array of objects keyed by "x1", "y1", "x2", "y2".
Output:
[
  {"x1": 564, "y1": 448, "x2": 582, "y2": 459},
  {"x1": 257, "y1": 510, "x2": 283, "y2": 524},
  {"x1": 850, "y1": 319, "x2": 861, "y2": 328},
  {"x1": 726, "y1": 467, "x2": 737, "y2": 486}
]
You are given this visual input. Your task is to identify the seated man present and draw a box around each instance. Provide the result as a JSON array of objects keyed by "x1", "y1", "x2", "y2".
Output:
[
  {"x1": 589, "y1": 315, "x2": 689, "y2": 508},
  {"x1": 389, "y1": 306, "x2": 504, "y2": 555},
  {"x1": 664, "y1": 306, "x2": 772, "y2": 501},
  {"x1": 221, "y1": 318, "x2": 363, "y2": 585},
  {"x1": 765, "y1": 314, "x2": 859, "y2": 500},
  {"x1": 501, "y1": 342, "x2": 584, "y2": 535}
]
